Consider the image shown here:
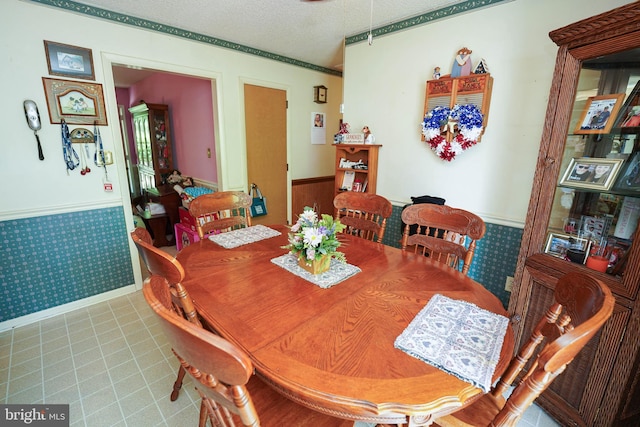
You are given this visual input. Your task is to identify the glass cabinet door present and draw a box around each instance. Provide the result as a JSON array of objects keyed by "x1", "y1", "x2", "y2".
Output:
[{"x1": 546, "y1": 50, "x2": 640, "y2": 278}]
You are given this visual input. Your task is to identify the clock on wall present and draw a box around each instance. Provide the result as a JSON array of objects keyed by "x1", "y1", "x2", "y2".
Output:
[{"x1": 314, "y1": 85, "x2": 327, "y2": 104}]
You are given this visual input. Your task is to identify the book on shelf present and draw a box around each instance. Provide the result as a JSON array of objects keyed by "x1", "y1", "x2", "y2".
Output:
[{"x1": 341, "y1": 170, "x2": 356, "y2": 191}]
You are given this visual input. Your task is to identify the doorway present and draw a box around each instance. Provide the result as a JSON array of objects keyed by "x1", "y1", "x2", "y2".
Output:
[{"x1": 244, "y1": 84, "x2": 288, "y2": 225}]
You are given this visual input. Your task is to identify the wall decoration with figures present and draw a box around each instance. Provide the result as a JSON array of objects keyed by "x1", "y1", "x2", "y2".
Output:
[{"x1": 421, "y1": 47, "x2": 493, "y2": 161}]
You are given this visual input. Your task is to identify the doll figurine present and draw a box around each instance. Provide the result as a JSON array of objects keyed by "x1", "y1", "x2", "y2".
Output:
[
  {"x1": 433, "y1": 67, "x2": 441, "y2": 79},
  {"x1": 362, "y1": 126, "x2": 375, "y2": 144},
  {"x1": 451, "y1": 47, "x2": 472, "y2": 77}
]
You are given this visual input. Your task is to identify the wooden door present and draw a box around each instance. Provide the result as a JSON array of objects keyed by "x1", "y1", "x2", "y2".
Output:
[{"x1": 244, "y1": 84, "x2": 288, "y2": 225}]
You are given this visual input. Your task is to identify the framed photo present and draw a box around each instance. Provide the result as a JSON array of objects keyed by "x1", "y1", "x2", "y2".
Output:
[
  {"x1": 42, "y1": 78, "x2": 108, "y2": 125},
  {"x1": 559, "y1": 157, "x2": 624, "y2": 191},
  {"x1": 544, "y1": 232, "x2": 591, "y2": 260},
  {"x1": 574, "y1": 93, "x2": 625, "y2": 134},
  {"x1": 612, "y1": 151, "x2": 640, "y2": 192},
  {"x1": 44, "y1": 40, "x2": 95, "y2": 80},
  {"x1": 613, "y1": 81, "x2": 640, "y2": 129}
]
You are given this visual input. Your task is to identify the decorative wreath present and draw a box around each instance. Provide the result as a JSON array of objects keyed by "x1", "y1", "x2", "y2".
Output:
[{"x1": 421, "y1": 104, "x2": 484, "y2": 161}]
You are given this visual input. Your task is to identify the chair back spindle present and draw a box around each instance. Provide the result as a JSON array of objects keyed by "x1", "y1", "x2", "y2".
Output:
[
  {"x1": 401, "y1": 204, "x2": 485, "y2": 275},
  {"x1": 334, "y1": 192, "x2": 393, "y2": 243},
  {"x1": 188, "y1": 191, "x2": 253, "y2": 239}
]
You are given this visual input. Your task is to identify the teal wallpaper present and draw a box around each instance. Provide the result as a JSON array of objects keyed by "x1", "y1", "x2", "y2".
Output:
[
  {"x1": 0, "y1": 207, "x2": 134, "y2": 322},
  {"x1": 382, "y1": 205, "x2": 521, "y2": 308}
]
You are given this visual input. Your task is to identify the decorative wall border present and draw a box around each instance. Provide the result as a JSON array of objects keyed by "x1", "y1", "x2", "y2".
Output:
[
  {"x1": 346, "y1": 0, "x2": 512, "y2": 46},
  {"x1": 30, "y1": 0, "x2": 511, "y2": 77}
]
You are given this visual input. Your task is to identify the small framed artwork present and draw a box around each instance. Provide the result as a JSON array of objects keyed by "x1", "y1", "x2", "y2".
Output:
[
  {"x1": 42, "y1": 78, "x2": 108, "y2": 125},
  {"x1": 544, "y1": 232, "x2": 591, "y2": 260},
  {"x1": 574, "y1": 93, "x2": 625, "y2": 134},
  {"x1": 612, "y1": 151, "x2": 640, "y2": 193},
  {"x1": 44, "y1": 40, "x2": 95, "y2": 80},
  {"x1": 559, "y1": 157, "x2": 624, "y2": 191}
]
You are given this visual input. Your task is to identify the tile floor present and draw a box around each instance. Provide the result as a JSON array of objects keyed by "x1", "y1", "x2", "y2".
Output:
[{"x1": 0, "y1": 247, "x2": 562, "y2": 427}]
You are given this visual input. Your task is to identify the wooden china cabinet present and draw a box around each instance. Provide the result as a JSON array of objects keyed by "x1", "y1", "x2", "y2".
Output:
[
  {"x1": 129, "y1": 102, "x2": 174, "y2": 191},
  {"x1": 510, "y1": 3, "x2": 640, "y2": 426}
]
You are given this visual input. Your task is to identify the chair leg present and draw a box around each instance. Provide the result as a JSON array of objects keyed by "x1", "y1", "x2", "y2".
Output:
[{"x1": 171, "y1": 365, "x2": 187, "y2": 401}]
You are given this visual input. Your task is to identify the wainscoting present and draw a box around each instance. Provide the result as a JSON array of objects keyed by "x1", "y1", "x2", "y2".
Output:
[
  {"x1": 0, "y1": 206, "x2": 135, "y2": 325},
  {"x1": 291, "y1": 176, "x2": 335, "y2": 218}
]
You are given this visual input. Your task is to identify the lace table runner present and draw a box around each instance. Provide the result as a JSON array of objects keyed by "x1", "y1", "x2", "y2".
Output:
[
  {"x1": 208, "y1": 224, "x2": 281, "y2": 249},
  {"x1": 270, "y1": 253, "x2": 361, "y2": 289},
  {"x1": 394, "y1": 294, "x2": 509, "y2": 392}
]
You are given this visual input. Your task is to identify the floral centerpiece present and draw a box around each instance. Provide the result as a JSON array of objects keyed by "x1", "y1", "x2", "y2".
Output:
[
  {"x1": 421, "y1": 104, "x2": 484, "y2": 161},
  {"x1": 283, "y1": 207, "x2": 346, "y2": 274}
]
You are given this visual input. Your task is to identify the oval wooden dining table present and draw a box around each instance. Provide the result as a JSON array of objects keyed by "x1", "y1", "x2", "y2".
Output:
[{"x1": 176, "y1": 224, "x2": 514, "y2": 426}]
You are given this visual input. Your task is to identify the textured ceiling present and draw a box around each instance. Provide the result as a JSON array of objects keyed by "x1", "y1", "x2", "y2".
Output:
[{"x1": 68, "y1": 0, "x2": 494, "y2": 73}]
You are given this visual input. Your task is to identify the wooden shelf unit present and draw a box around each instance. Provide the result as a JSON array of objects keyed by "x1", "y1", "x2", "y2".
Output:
[{"x1": 334, "y1": 144, "x2": 380, "y2": 196}]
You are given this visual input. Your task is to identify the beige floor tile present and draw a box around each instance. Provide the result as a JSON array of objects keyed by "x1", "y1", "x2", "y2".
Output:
[
  {"x1": 82, "y1": 401, "x2": 124, "y2": 427},
  {"x1": 44, "y1": 371, "x2": 78, "y2": 395},
  {"x1": 98, "y1": 336, "x2": 128, "y2": 356},
  {"x1": 81, "y1": 385, "x2": 117, "y2": 417},
  {"x1": 125, "y1": 402, "x2": 168, "y2": 427},
  {"x1": 9, "y1": 356, "x2": 42, "y2": 379},
  {"x1": 11, "y1": 335, "x2": 40, "y2": 353},
  {"x1": 45, "y1": 383, "x2": 81, "y2": 403},
  {"x1": 77, "y1": 371, "x2": 111, "y2": 397},
  {"x1": 164, "y1": 405, "x2": 201, "y2": 427},
  {"x1": 75, "y1": 358, "x2": 108, "y2": 382},
  {"x1": 112, "y1": 372, "x2": 148, "y2": 400},
  {"x1": 7, "y1": 383, "x2": 43, "y2": 403}
]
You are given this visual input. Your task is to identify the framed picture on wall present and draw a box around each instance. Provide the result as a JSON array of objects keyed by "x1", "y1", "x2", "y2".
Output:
[
  {"x1": 574, "y1": 93, "x2": 625, "y2": 134},
  {"x1": 44, "y1": 40, "x2": 95, "y2": 80},
  {"x1": 42, "y1": 77, "x2": 108, "y2": 125},
  {"x1": 558, "y1": 157, "x2": 624, "y2": 191}
]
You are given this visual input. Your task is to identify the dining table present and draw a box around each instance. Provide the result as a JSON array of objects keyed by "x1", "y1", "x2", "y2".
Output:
[{"x1": 176, "y1": 224, "x2": 514, "y2": 426}]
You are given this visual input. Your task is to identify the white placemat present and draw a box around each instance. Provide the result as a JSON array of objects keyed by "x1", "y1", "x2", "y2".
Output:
[
  {"x1": 208, "y1": 224, "x2": 281, "y2": 249},
  {"x1": 394, "y1": 294, "x2": 509, "y2": 392},
  {"x1": 270, "y1": 253, "x2": 361, "y2": 289}
]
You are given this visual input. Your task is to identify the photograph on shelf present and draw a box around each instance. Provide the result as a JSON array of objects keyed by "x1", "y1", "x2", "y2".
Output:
[
  {"x1": 544, "y1": 232, "x2": 591, "y2": 261},
  {"x1": 44, "y1": 40, "x2": 95, "y2": 80},
  {"x1": 612, "y1": 151, "x2": 640, "y2": 193},
  {"x1": 574, "y1": 93, "x2": 625, "y2": 134},
  {"x1": 613, "y1": 80, "x2": 640, "y2": 129},
  {"x1": 42, "y1": 77, "x2": 107, "y2": 125},
  {"x1": 579, "y1": 215, "x2": 612, "y2": 241},
  {"x1": 559, "y1": 157, "x2": 624, "y2": 191}
]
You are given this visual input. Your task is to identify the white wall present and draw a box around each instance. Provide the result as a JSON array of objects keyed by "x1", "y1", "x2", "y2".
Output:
[
  {"x1": 343, "y1": 0, "x2": 633, "y2": 227},
  {"x1": 1, "y1": 0, "x2": 341, "y2": 221}
]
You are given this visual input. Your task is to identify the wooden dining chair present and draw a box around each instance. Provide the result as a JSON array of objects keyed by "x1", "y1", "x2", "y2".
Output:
[
  {"x1": 188, "y1": 191, "x2": 253, "y2": 239},
  {"x1": 432, "y1": 272, "x2": 614, "y2": 427},
  {"x1": 130, "y1": 229, "x2": 205, "y2": 402},
  {"x1": 400, "y1": 204, "x2": 485, "y2": 275},
  {"x1": 142, "y1": 277, "x2": 354, "y2": 427},
  {"x1": 333, "y1": 192, "x2": 393, "y2": 243}
]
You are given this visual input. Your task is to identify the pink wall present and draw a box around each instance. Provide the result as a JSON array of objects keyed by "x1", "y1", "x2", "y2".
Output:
[{"x1": 126, "y1": 73, "x2": 218, "y2": 183}]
